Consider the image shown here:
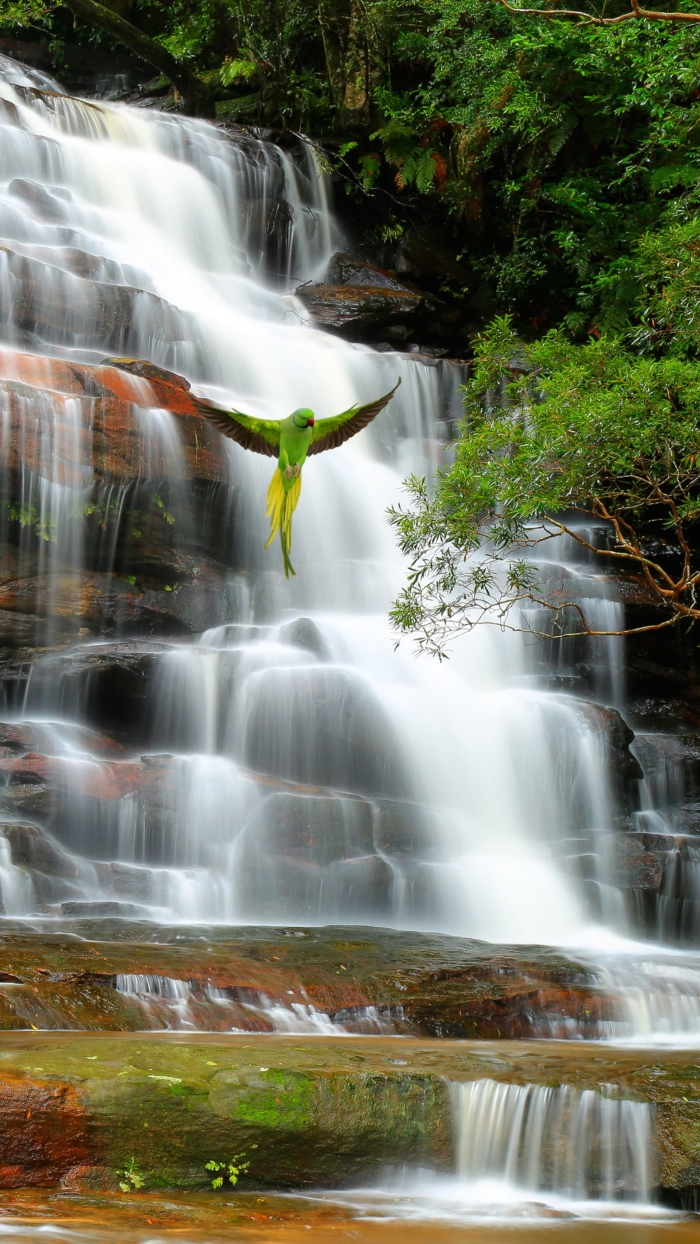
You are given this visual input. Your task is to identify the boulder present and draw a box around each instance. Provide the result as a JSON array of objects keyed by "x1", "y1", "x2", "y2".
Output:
[
  {"x1": 569, "y1": 698, "x2": 644, "y2": 794},
  {"x1": 324, "y1": 251, "x2": 415, "y2": 292},
  {"x1": 294, "y1": 282, "x2": 424, "y2": 339},
  {"x1": 241, "y1": 665, "x2": 412, "y2": 797},
  {"x1": 278, "y1": 616, "x2": 329, "y2": 659},
  {"x1": 21, "y1": 641, "x2": 172, "y2": 743}
]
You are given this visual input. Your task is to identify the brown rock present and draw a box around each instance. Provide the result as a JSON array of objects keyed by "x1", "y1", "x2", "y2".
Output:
[
  {"x1": 0, "y1": 346, "x2": 229, "y2": 486},
  {"x1": 295, "y1": 282, "x2": 424, "y2": 338},
  {"x1": 0, "y1": 1075, "x2": 91, "y2": 1185},
  {"x1": 325, "y1": 251, "x2": 415, "y2": 292}
]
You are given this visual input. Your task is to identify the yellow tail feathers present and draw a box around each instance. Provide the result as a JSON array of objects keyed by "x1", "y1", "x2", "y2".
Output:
[{"x1": 265, "y1": 467, "x2": 302, "y2": 578}]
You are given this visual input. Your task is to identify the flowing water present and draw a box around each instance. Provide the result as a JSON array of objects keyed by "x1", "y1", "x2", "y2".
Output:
[{"x1": 0, "y1": 51, "x2": 698, "y2": 1236}]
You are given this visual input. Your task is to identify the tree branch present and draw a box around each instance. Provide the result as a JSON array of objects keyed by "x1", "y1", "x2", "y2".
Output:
[
  {"x1": 492, "y1": 0, "x2": 700, "y2": 24},
  {"x1": 61, "y1": 0, "x2": 215, "y2": 114}
]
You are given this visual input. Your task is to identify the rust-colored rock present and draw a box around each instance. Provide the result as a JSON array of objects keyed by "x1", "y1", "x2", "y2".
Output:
[
  {"x1": 0, "y1": 346, "x2": 229, "y2": 486},
  {"x1": 0, "y1": 1073, "x2": 91, "y2": 1185}
]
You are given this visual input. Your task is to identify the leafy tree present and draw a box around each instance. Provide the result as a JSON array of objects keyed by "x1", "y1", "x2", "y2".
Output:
[{"x1": 389, "y1": 314, "x2": 700, "y2": 656}]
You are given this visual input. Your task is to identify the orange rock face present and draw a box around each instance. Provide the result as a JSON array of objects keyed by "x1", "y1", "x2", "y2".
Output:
[
  {"x1": 0, "y1": 1074, "x2": 92, "y2": 1185},
  {"x1": 0, "y1": 348, "x2": 229, "y2": 486}
]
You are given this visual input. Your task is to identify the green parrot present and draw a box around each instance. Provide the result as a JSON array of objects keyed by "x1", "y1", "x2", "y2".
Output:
[{"x1": 192, "y1": 378, "x2": 401, "y2": 578}]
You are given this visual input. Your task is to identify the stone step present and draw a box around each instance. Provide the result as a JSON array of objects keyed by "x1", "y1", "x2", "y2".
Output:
[
  {"x1": 0, "y1": 923, "x2": 611, "y2": 1039},
  {"x1": 0, "y1": 1032, "x2": 693, "y2": 1199}
]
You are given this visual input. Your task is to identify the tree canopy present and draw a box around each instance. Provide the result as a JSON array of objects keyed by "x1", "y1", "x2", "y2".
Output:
[
  {"x1": 389, "y1": 313, "x2": 700, "y2": 655},
  {"x1": 4, "y1": 2, "x2": 700, "y2": 336}
]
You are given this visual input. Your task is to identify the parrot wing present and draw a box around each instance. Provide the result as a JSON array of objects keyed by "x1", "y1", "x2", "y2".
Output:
[
  {"x1": 306, "y1": 378, "x2": 401, "y2": 456},
  {"x1": 191, "y1": 396, "x2": 281, "y2": 457}
]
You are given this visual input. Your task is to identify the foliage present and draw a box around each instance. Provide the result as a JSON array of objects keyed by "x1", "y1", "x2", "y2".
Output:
[
  {"x1": 205, "y1": 1153, "x2": 250, "y2": 1189},
  {"x1": 117, "y1": 1156, "x2": 146, "y2": 1192},
  {"x1": 4, "y1": 0, "x2": 700, "y2": 330},
  {"x1": 3, "y1": 500, "x2": 56, "y2": 542},
  {"x1": 389, "y1": 315, "x2": 700, "y2": 656}
]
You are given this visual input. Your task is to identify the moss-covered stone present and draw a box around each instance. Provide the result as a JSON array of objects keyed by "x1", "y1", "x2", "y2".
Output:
[
  {"x1": 0, "y1": 1034, "x2": 694, "y2": 1194},
  {"x1": 0, "y1": 922, "x2": 613, "y2": 1038}
]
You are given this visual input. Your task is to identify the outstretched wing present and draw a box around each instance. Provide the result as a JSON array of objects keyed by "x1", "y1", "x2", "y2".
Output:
[
  {"x1": 191, "y1": 395, "x2": 281, "y2": 457},
  {"x1": 307, "y1": 378, "x2": 401, "y2": 456}
]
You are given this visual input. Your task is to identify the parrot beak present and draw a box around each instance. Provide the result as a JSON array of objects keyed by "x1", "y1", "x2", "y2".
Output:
[{"x1": 307, "y1": 417, "x2": 315, "y2": 427}]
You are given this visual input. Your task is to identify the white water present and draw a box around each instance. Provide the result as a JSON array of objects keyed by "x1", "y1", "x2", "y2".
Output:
[
  {"x1": 304, "y1": 1077, "x2": 661, "y2": 1225},
  {"x1": 0, "y1": 54, "x2": 698, "y2": 1056},
  {"x1": 452, "y1": 1078, "x2": 652, "y2": 1203}
]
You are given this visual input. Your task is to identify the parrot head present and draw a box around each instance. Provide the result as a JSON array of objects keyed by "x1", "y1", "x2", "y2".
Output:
[{"x1": 292, "y1": 407, "x2": 315, "y2": 428}]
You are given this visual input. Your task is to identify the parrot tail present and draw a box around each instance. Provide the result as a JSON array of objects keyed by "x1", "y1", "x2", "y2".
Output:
[{"x1": 264, "y1": 468, "x2": 302, "y2": 578}]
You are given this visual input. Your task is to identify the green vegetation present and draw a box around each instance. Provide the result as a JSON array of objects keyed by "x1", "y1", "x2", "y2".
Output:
[
  {"x1": 389, "y1": 316, "x2": 700, "y2": 654},
  {"x1": 205, "y1": 1153, "x2": 251, "y2": 1189},
  {"x1": 116, "y1": 1155, "x2": 146, "y2": 1192},
  {"x1": 3, "y1": 0, "x2": 700, "y2": 331}
]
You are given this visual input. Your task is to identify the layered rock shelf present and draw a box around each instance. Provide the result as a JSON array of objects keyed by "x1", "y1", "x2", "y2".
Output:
[
  {"x1": 0, "y1": 924, "x2": 612, "y2": 1037},
  {"x1": 0, "y1": 1032, "x2": 691, "y2": 1200}
]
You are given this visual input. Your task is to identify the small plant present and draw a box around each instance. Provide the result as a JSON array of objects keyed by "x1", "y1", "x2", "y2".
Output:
[
  {"x1": 116, "y1": 1156, "x2": 146, "y2": 1192},
  {"x1": 205, "y1": 1152, "x2": 250, "y2": 1190},
  {"x1": 153, "y1": 494, "x2": 175, "y2": 525}
]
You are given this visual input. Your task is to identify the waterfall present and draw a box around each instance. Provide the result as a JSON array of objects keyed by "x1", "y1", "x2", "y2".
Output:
[
  {"x1": 0, "y1": 52, "x2": 634, "y2": 944},
  {"x1": 0, "y1": 49, "x2": 700, "y2": 1056},
  {"x1": 452, "y1": 1079, "x2": 652, "y2": 1204}
]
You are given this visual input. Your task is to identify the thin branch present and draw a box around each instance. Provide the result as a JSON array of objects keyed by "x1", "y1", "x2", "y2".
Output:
[{"x1": 492, "y1": 0, "x2": 700, "y2": 24}]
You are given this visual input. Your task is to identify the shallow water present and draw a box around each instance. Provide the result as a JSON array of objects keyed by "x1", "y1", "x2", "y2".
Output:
[{"x1": 0, "y1": 1190, "x2": 695, "y2": 1244}]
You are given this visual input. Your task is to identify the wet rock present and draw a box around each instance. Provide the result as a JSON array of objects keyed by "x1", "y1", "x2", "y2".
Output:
[
  {"x1": 8, "y1": 179, "x2": 67, "y2": 223},
  {"x1": 295, "y1": 282, "x2": 424, "y2": 339},
  {"x1": 278, "y1": 616, "x2": 329, "y2": 659},
  {"x1": 242, "y1": 665, "x2": 412, "y2": 797},
  {"x1": 0, "y1": 1030, "x2": 687, "y2": 1193},
  {"x1": 0, "y1": 820, "x2": 82, "y2": 878},
  {"x1": 0, "y1": 348, "x2": 229, "y2": 487},
  {"x1": 20, "y1": 246, "x2": 134, "y2": 285},
  {"x1": 237, "y1": 848, "x2": 395, "y2": 923},
  {"x1": 244, "y1": 792, "x2": 375, "y2": 865},
  {"x1": 608, "y1": 830, "x2": 700, "y2": 942},
  {"x1": 570, "y1": 698, "x2": 644, "y2": 799},
  {"x1": 239, "y1": 198, "x2": 293, "y2": 279},
  {"x1": 0, "y1": 720, "x2": 125, "y2": 760},
  {"x1": 610, "y1": 831, "x2": 672, "y2": 890},
  {"x1": 0, "y1": 96, "x2": 21, "y2": 127},
  {"x1": 0, "y1": 1033, "x2": 453, "y2": 1188},
  {"x1": 23, "y1": 640, "x2": 171, "y2": 743},
  {"x1": 0, "y1": 924, "x2": 610, "y2": 1039},
  {"x1": 373, "y1": 799, "x2": 437, "y2": 857},
  {"x1": 60, "y1": 900, "x2": 140, "y2": 918},
  {"x1": 0, "y1": 245, "x2": 191, "y2": 355},
  {"x1": 324, "y1": 251, "x2": 414, "y2": 292},
  {"x1": 93, "y1": 861, "x2": 153, "y2": 904}
]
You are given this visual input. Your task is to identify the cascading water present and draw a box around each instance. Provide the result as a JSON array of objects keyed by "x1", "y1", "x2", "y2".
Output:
[
  {"x1": 451, "y1": 1078, "x2": 652, "y2": 1204},
  {"x1": 0, "y1": 52, "x2": 616, "y2": 947},
  {"x1": 0, "y1": 49, "x2": 697, "y2": 1070}
]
